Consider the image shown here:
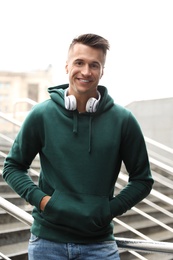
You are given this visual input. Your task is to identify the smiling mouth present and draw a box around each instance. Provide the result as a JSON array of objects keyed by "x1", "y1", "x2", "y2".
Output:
[{"x1": 78, "y1": 79, "x2": 91, "y2": 83}]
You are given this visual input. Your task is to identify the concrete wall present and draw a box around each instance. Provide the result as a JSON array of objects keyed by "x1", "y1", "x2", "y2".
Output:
[{"x1": 126, "y1": 98, "x2": 173, "y2": 148}]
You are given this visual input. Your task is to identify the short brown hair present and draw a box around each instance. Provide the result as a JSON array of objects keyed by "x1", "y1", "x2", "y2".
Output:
[{"x1": 69, "y1": 33, "x2": 110, "y2": 56}]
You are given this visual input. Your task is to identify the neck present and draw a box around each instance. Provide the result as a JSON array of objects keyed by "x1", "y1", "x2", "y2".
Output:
[
  {"x1": 67, "y1": 87, "x2": 99, "y2": 112},
  {"x1": 76, "y1": 96, "x2": 88, "y2": 113}
]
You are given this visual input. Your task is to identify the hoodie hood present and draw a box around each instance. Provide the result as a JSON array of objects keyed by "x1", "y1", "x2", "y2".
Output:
[
  {"x1": 48, "y1": 84, "x2": 115, "y2": 153},
  {"x1": 48, "y1": 84, "x2": 114, "y2": 114}
]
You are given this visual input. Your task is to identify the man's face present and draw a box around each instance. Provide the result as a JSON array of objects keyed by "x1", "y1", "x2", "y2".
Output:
[{"x1": 65, "y1": 43, "x2": 105, "y2": 97}]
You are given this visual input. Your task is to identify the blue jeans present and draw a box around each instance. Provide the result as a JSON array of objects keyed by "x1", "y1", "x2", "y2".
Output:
[{"x1": 28, "y1": 233, "x2": 120, "y2": 260}]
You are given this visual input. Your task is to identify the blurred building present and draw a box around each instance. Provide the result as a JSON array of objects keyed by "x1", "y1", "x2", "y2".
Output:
[
  {"x1": 0, "y1": 65, "x2": 53, "y2": 116},
  {"x1": 0, "y1": 68, "x2": 172, "y2": 149}
]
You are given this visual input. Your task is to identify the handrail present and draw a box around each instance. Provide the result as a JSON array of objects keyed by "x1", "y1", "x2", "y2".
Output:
[
  {"x1": 1, "y1": 108, "x2": 172, "y2": 156},
  {"x1": 119, "y1": 170, "x2": 173, "y2": 206},
  {"x1": 1, "y1": 147, "x2": 173, "y2": 226},
  {"x1": 115, "y1": 237, "x2": 173, "y2": 254},
  {"x1": 0, "y1": 112, "x2": 22, "y2": 127},
  {"x1": 1, "y1": 146, "x2": 173, "y2": 213},
  {"x1": 145, "y1": 136, "x2": 173, "y2": 154},
  {"x1": 14, "y1": 98, "x2": 37, "y2": 106},
  {"x1": 0, "y1": 195, "x2": 173, "y2": 255},
  {"x1": 13, "y1": 98, "x2": 37, "y2": 120},
  {"x1": 1, "y1": 103, "x2": 173, "y2": 155},
  {"x1": 0, "y1": 252, "x2": 11, "y2": 260},
  {"x1": 0, "y1": 196, "x2": 33, "y2": 226},
  {"x1": 0, "y1": 134, "x2": 14, "y2": 144},
  {"x1": 116, "y1": 181, "x2": 173, "y2": 233},
  {"x1": 1, "y1": 148, "x2": 173, "y2": 254},
  {"x1": 1, "y1": 102, "x2": 173, "y2": 257},
  {"x1": 150, "y1": 157, "x2": 173, "y2": 175}
]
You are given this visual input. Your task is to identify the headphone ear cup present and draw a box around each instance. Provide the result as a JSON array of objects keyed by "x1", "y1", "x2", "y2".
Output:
[
  {"x1": 64, "y1": 89, "x2": 101, "y2": 112},
  {"x1": 64, "y1": 89, "x2": 77, "y2": 110},
  {"x1": 86, "y1": 91, "x2": 101, "y2": 113},
  {"x1": 86, "y1": 98, "x2": 98, "y2": 113}
]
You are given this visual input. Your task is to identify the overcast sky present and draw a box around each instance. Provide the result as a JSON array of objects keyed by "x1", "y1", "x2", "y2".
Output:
[{"x1": 0, "y1": 0, "x2": 173, "y2": 105}]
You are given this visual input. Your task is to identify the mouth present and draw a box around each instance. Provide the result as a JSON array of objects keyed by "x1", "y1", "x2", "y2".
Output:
[{"x1": 78, "y1": 78, "x2": 91, "y2": 83}]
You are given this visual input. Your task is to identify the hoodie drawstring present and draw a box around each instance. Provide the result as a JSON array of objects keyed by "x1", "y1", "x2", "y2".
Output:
[
  {"x1": 73, "y1": 112, "x2": 78, "y2": 134},
  {"x1": 72, "y1": 112, "x2": 92, "y2": 153}
]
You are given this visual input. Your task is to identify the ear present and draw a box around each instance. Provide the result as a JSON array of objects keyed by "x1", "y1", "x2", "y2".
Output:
[
  {"x1": 65, "y1": 62, "x2": 68, "y2": 74},
  {"x1": 100, "y1": 69, "x2": 104, "y2": 79}
]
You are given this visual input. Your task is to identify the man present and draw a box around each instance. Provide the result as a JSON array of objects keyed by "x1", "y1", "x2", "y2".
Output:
[{"x1": 3, "y1": 33, "x2": 153, "y2": 259}]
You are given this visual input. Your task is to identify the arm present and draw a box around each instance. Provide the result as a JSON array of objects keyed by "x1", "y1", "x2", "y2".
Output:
[
  {"x1": 110, "y1": 112, "x2": 154, "y2": 217},
  {"x1": 2, "y1": 106, "x2": 47, "y2": 210}
]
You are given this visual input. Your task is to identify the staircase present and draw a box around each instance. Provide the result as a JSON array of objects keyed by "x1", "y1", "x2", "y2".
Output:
[
  {"x1": 0, "y1": 139, "x2": 39, "y2": 260},
  {"x1": 1, "y1": 136, "x2": 173, "y2": 259},
  {"x1": 114, "y1": 162, "x2": 173, "y2": 259}
]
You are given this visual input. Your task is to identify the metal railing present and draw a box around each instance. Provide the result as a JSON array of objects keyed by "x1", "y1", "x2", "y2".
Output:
[
  {"x1": 1, "y1": 103, "x2": 173, "y2": 258},
  {"x1": 0, "y1": 252, "x2": 11, "y2": 260},
  {"x1": 1, "y1": 161, "x2": 173, "y2": 258},
  {"x1": 0, "y1": 111, "x2": 22, "y2": 127},
  {"x1": 0, "y1": 194, "x2": 173, "y2": 258}
]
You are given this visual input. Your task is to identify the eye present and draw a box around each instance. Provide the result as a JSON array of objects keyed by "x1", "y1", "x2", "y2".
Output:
[
  {"x1": 74, "y1": 60, "x2": 83, "y2": 66},
  {"x1": 90, "y1": 63, "x2": 100, "y2": 69}
]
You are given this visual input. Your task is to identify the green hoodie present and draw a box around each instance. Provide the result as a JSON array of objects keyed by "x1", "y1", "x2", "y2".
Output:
[{"x1": 3, "y1": 84, "x2": 153, "y2": 243}]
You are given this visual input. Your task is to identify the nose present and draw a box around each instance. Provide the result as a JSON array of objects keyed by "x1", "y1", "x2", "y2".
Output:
[{"x1": 81, "y1": 64, "x2": 91, "y2": 76}]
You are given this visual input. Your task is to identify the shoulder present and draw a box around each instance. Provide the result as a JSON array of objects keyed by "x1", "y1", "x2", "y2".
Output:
[
  {"x1": 29, "y1": 99, "x2": 55, "y2": 116},
  {"x1": 110, "y1": 102, "x2": 133, "y2": 120},
  {"x1": 110, "y1": 103, "x2": 142, "y2": 134},
  {"x1": 21, "y1": 99, "x2": 54, "y2": 126}
]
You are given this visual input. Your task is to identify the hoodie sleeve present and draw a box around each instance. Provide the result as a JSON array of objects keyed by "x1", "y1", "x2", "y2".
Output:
[
  {"x1": 110, "y1": 111, "x2": 154, "y2": 217},
  {"x1": 2, "y1": 106, "x2": 47, "y2": 210}
]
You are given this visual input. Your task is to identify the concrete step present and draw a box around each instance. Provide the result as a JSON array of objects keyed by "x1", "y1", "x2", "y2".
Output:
[
  {"x1": 114, "y1": 216, "x2": 173, "y2": 240},
  {"x1": 1, "y1": 142, "x2": 173, "y2": 258},
  {"x1": 140, "y1": 252, "x2": 173, "y2": 260},
  {"x1": 0, "y1": 145, "x2": 11, "y2": 154},
  {"x1": 0, "y1": 222, "x2": 30, "y2": 247},
  {"x1": 119, "y1": 204, "x2": 173, "y2": 225},
  {"x1": 0, "y1": 241, "x2": 28, "y2": 259},
  {"x1": 0, "y1": 193, "x2": 26, "y2": 206},
  {"x1": 0, "y1": 182, "x2": 16, "y2": 193},
  {"x1": 147, "y1": 229, "x2": 173, "y2": 242},
  {"x1": 119, "y1": 249, "x2": 173, "y2": 260}
]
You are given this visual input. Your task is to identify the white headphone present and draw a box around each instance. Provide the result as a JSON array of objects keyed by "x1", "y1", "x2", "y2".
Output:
[{"x1": 64, "y1": 89, "x2": 101, "y2": 112}]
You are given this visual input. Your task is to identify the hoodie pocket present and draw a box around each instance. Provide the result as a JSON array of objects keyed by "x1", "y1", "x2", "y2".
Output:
[{"x1": 42, "y1": 190, "x2": 112, "y2": 234}]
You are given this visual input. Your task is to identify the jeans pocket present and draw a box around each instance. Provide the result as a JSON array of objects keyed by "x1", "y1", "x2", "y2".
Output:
[{"x1": 29, "y1": 233, "x2": 40, "y2": 243}]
